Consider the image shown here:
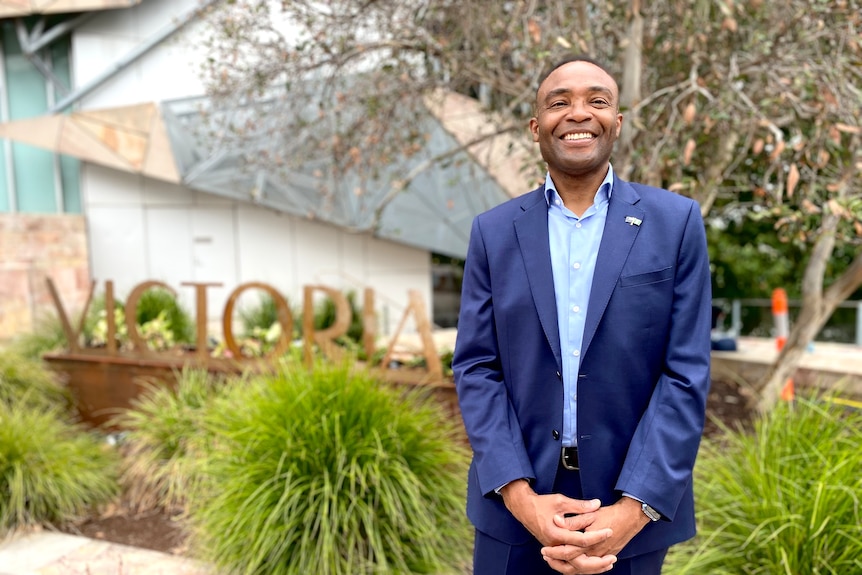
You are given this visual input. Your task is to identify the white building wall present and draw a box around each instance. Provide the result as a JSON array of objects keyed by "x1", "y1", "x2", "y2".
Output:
[
  {"x1": 72, "y1": 0, "x2": 433, "y2": 337},
  {"x1": 83, "y1": 165, "x2": 430, "y2": 336}
]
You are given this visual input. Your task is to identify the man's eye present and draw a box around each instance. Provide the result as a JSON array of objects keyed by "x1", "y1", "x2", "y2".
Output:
[
  {"x1": 592, "y1": 99, "x2": 609, "y2": 106},
  {"x1": 550, "y1": 101, "x2": 566, "y2": 108}
]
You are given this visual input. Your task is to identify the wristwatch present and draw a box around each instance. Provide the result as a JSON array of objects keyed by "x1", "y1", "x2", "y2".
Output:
[{"x1": 641, "y1": 502, "x2": 661, "y2": 522}]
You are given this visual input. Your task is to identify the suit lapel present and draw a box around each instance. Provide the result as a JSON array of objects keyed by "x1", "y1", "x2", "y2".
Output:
[
  {"x1": 514, "y1": 189, "x2": 562, "y2": 371},
  {"x1": 581, "y1": 179, "x2": 643, "y2": 359}
]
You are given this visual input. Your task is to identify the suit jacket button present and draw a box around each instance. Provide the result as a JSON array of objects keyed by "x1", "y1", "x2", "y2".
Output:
[
  {"x1": 556, "y1": 371, "x2": 562, "y2": 379},
  {"x1": 552, "y1": 430, "x2": 560, "y2": 440}
]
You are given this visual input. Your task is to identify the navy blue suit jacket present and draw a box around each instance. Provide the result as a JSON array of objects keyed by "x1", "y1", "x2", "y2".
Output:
[{"x1": 452, "y1": 178, "x2": 712, "y2": 558}]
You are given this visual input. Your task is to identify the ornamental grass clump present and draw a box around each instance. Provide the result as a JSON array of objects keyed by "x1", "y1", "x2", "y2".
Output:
[
  {"x1": 109, "y1": 368, "x2": 227, "y2": 512},
  {"x1": 0, "y1": 349, "x2": 70, "y2": 413},
  {"x1": 0, "y1": 401, "x2": 120, "y2": 534},
  {"x1": 187, "y1": 360, "x2": 471, "y2": 575},
  {"x1": 5, "y1": 314, "x2": 67, "y2": 361},
  {"x1": 664, "y1": 393, "x2": 862, "y2": 575}
]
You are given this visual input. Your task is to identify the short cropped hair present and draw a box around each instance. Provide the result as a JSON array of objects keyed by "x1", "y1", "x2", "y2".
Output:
[{"x1": 534, "y1": 54, "x2": 620, "y2": 110}]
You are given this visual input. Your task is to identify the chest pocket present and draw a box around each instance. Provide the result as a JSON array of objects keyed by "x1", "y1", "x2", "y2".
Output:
[{"x1": 619, "y1": 266, "x2": 674, "y2": 288}]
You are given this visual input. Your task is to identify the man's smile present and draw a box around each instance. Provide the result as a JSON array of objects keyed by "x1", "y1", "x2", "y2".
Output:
[{"x1": 561, "y1": 132, "x2": 595, "y2": 141}]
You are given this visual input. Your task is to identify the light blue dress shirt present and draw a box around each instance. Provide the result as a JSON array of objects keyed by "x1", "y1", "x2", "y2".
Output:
[{"x1": 544, "y1": 167, "x2": 613, "y2": 447}]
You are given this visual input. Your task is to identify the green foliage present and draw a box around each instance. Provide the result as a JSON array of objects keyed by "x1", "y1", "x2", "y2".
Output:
[
  {"x1": 135, "y1": 288, "x2": 195, "y2": 344},
  {"x1": 0, "y1": 401, "x2": 120, "y2": 534},
  {"x1": 6, "y1": 314, "x2": 67, "y2": 360},
  {"x1": 707, "y1": 215, "x2": 800, "y2": 300},
  {"x1": 665, "y1": 394, "x2": 862, "y2": 574},
  {"x1": 229, "y1": 293, "x2": 297, "y2": 357},
  {"x1": 110, "y1": 368, "x2": 226, "y2": 511},
  {"x1": 239, "y1": 293, "x2": 283, "y2": 336},
  {"x1": 0, "y1": 349, "x2": 70, "y2": 413},
  {"x1": 314, "y1": 290, "x2": 364, "y2": 345},
  {"x1": 188, "y1": 360, "x2": 471, "y2": 574}
]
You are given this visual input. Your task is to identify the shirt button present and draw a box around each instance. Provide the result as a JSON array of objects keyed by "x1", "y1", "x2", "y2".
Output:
[
  {"x1": 572, "y1": 349, "x2": 580, "y2": 357},
  {"x1": 573, "y1": 262, "x2": 581, "y2": 270},
  {"x1": 575, "y1": 222, "x2": 582, "y2": 228},
  {"x1": 572, "y1": 305, "x2": 580, "y2": 313}
]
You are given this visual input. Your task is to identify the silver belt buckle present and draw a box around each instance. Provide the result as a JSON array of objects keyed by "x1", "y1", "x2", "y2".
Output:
[{"x1": 561, "y1": 447, "x2": 579, "y2": 471}]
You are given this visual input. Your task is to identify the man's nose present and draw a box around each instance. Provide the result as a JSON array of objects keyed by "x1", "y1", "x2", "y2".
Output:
[{"x1": 565, "y1": 101, "x2": 593, "y2": 121}]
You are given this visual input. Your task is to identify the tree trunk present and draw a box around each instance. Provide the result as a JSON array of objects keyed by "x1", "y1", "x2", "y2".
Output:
[
  {"x1": 750, "y1": 214, "x2": 862, "y2": 413},
  {"x1": 615, "y1": 0, "x2": 643, "y2": 180}
]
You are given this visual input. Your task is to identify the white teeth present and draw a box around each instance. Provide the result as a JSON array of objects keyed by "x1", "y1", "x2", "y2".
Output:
[{"x1": 563, "y1": 133, "x2": 593, "y2": 140}]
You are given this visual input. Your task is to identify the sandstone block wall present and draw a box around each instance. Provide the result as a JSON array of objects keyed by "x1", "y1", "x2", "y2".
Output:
[{"x1": 0, "y1": 214, "x2": 91, "y2": 341}]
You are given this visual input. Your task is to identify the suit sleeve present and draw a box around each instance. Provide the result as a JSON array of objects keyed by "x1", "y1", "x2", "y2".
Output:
[
  {"x1": 452, "y1": 217, "x2": 535, "y2": 496},
  {"x1": 614, "y1": 201, "x2": 712, "y2": 520}
]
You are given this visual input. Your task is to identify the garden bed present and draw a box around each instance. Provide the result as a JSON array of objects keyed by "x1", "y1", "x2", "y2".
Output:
[{"x1": 58, "y1": 377, "x2": 754, "y2": 555}]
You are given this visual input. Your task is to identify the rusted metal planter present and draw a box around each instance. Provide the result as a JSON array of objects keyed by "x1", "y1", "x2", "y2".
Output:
[
  {"x1": 42, "y1": 351, "x2": 241, "y2": 429},
  {"x1": 43, "y1": 351, "x2": 460, "y2": 431}
]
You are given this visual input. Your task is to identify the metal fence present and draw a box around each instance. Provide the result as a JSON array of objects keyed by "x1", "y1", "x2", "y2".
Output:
[{"x1": 712, "y1": 298, "x2": 862, "y2": 346}]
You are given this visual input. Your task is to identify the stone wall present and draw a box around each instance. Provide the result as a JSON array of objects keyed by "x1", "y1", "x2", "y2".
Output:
[{"x1": 0, "y1": 214, "x2": 91, "y2": 341}]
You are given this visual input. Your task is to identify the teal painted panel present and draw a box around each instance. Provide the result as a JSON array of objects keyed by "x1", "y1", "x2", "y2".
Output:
[
  {"x1": 60, "y1": 154, "x2": 81, "y2": 213},
  {"x1": 51, "y1": 36, "x2": 81, "y2": 213},
  {"x1": 3, "y1": 22, "x2": 57, "y2": 213},
  {"x1": 0, "y1": 145, "x2": 9, "y2": 212}
]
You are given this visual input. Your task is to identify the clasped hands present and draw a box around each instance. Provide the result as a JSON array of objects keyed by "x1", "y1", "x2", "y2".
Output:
[{"x1": 500, "y1": 479, "x2": 650, "y2": 574}]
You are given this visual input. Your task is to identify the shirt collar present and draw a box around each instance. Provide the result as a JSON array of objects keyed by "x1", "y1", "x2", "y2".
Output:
[{"x1": 544, "y1": 164, "x2": 615, "y2": 207}]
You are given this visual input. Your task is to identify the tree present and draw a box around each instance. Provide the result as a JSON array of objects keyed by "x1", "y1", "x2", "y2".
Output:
[{"x1": 200, "y1": 0, "x2": 862, "y2": 412}]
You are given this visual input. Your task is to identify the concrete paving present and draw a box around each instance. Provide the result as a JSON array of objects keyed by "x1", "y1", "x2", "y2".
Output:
[
  {"x1": 2, "y1": 336, "x2": 861, "y2": 574},
  {"x1": 0, "y1": 530, "x2": 214, "y2": 575}
]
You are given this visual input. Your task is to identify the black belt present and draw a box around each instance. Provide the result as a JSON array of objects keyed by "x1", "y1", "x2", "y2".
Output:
[{"x1": 561, "y1": 446, "x2": 579, "y2": 471}]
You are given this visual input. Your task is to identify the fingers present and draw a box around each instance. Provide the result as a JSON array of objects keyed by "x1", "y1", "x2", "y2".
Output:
[
  {"x1": 553, "y1": 521, "x2": 613, "y2": 548},
  {"x1": 542, "y1": 547, "x2": 618, "y2": 574},
  {"x1": 553, "y1": 512, "x2": 594, "y2": 532},
  {"x1": 558, "y1": 497, "x2": 602, "y2": 515}
]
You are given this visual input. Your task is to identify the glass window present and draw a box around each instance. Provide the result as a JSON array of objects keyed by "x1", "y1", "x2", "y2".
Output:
[{"x1": 0, "y1": 19, "x2": 80, "y2": 214}]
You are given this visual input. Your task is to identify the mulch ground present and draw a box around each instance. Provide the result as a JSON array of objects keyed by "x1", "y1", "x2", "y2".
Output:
[{"x1": 58, "y1": 378, "x2": 754, "y2": 556}]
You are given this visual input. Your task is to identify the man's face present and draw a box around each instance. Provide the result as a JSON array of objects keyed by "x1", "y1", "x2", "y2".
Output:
[{"x1": 530, "y1": 61, "x2": 623, "y2": 179}]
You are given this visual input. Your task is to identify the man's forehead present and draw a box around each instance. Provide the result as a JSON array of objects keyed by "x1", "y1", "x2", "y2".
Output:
[{"x1": 537, "y1": 61, "x2": 619, "y2": 99}]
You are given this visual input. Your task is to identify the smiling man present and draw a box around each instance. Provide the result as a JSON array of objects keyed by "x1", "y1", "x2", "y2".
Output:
[{"x1": 452, "y1": 55, "x2": 713, "y2": 574}]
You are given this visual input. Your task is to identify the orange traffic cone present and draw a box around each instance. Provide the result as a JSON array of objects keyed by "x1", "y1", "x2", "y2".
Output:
[{"x1": 772, "y1": 288, "x2": 794, "y2": 401}]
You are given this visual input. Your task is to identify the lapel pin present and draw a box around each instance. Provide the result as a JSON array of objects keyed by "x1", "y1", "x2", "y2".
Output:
[{"x1": 625, "y1": 216, "x2": 642, "y2": 226}]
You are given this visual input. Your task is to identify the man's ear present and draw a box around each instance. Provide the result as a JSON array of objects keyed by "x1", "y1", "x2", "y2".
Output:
[{"x1": 529, "y1": 117, "x2": 540, "y2": 142}]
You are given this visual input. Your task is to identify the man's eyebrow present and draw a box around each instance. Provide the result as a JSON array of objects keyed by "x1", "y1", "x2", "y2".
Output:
[
  {"x1": 542, "y1": 88, "x2": 571, "y2": 102},
  {"x1": 542, "y1": 86, "x2": 615, "y2": 102}
]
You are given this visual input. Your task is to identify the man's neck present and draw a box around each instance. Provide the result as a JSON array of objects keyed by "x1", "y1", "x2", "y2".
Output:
[{"x1": 549, "y1": 165, "x2": 610, "y2": 218}]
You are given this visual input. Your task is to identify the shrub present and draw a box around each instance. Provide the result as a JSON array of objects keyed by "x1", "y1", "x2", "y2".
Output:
[
  {"x1": 187, "y1": 360, "x2": 471, "y2": 575},
  {"x1": 82, "y1": 295, "x2": 129, "y2": 349},
  {"x1": 0, "y1": 401, "x2": 120, "y2": 534},
  {"x1": 135, "y1": 288, "x2": 195, "y2": 344},
  {"x1": 665, "y1": 393, "x2": 862, "y2": 574},
  {"x1": 6, "y1": 314, "x2": 67, "y2": 360},
  {"x1": 239, "y1": 293, "x2": 282, "y2": 335},
  {"x1": 0, "y1": 349, "x2": 70, "y2": 413},
  {"x1": 314, "y1": 290, "x2": 364, "y2": 345},
  {"x1": 109, "y1": 368, "x2": 226, "y2": 512}
]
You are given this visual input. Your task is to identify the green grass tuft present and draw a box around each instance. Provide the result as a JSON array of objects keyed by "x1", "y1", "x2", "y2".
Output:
[
  {"x1": 5, "y1": 314, "x2": 68, "y2": 360},
  {"x1": 0, "y1": 402, "x2": 120, "y2": 534},
  {"x1": 188, "y1": 360, "x2": 471, "y2": 574},
  {"x1": 0, "y1": 349, "x2": 71, "y2": 413},
  {"x1": 665, "y1": 393, "x2": 862, "y2": 574},
  {"x1": 109, "y1": 368, "x2": 227, "y2": 512}
]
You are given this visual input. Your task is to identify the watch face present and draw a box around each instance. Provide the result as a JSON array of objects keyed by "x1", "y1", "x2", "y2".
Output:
[{"x1": 642, "y1": 503, "x2": 661, "y2": 521}]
